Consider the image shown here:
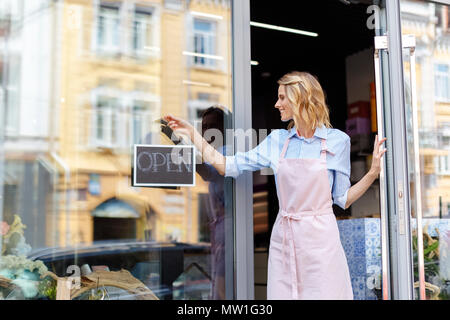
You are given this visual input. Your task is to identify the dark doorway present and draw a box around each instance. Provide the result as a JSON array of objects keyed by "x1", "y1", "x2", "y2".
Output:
[
  {"x1": 93, "y1": 217, "x2": 137, "y2": 241},
  {"x1": 250, "y1": 0, "x2": 377, "y2": 298},
  {"x1": 92, "y1": 198, "x2": 140, "y2": 241}
]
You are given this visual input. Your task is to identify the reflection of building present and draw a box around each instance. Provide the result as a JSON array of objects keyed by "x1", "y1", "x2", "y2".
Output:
[
  {"x1": 1, "y1": 0, "x2": 232, "y2": 248},
  {"x1": 401, "y1": 2, "x2": 450, "y2": 217},
  {"x1": 57, "y1": 0, "x2": 232, "y2": 246},
  {"x1": 1, "y1": 0, "x2": 58, "y2": 250}
]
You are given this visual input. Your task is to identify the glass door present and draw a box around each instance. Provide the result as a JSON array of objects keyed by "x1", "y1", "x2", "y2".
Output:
[
  {"x1": 0, "y1": 0, "x2": 237, "y2": 300},
  {"x1": 372, "y1": 0, "x2": 418, "y2": 300},
  {"x1": 248, "y1": 0, "x2": 396, "y2": 300},
  {"x1": 400, "y1": 0, "x2": 450, "y2": 300},
  {"x1": 372, "y1": 3, "x2": 395, "y2": 300}
]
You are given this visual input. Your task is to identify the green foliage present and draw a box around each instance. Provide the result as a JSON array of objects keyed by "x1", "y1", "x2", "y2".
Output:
[
  {"x1": 411, "y1": 227, "x2": 450, "y2": 300},
  {"x1": 37, "y1": 277, "x2": 57, "y2": 300},
  {"x1": 88, "y1": 288, "x2": 107, "y2": 300}
]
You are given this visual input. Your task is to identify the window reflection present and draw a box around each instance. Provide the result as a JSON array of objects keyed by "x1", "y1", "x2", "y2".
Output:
[
  {"x1": 97, "y1": 4, "x2": 120, "y2": 53},
  {"x1": 0, "y1": 0, "x2": 232, "y2": 300},
  {"x1": 193, "y1": 19, "x2": 216, "y2": 67},
  {"x1": 401, "y1": 0, "x2": 450, "y2": 300}
]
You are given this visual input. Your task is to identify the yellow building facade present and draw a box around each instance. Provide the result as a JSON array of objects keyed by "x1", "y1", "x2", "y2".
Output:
[
  {"x1": 54, "y1": 0, "x2": 232, "y2": 247},
  {"x1": 402, "y1": 4, "x2": 450, "y2": 218}
]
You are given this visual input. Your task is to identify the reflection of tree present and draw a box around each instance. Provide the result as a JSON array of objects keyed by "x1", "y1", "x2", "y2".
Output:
[
  {"x1": 412, "y1": 225, "x2": 444, "y2": 299},
  {"x1": 413, "y1": 227, "x2": 439, "y2": 280}
]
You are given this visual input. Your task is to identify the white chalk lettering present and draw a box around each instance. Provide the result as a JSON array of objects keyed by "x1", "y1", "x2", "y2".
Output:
[{"x1": 138, "y1": 150, "x2": 193, "y2": 173}]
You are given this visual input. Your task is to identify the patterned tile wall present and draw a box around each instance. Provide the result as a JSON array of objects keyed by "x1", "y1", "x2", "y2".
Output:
[{"x1": 337, "y1": 218, "x2": 381, "y2": 300}]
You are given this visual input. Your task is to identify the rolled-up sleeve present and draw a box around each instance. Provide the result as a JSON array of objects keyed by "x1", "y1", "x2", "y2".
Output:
[
  {"x1": 332, "y1": 135, "x2": 351, "y2": 209},
  {"x1": 225, "y1": 155, "x2": 240, "y2": 178},
  {"x1": 224, "y1": 132, "x2": 274, "y2": 178}
]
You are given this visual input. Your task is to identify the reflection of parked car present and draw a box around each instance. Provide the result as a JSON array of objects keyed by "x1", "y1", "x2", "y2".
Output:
[{"x1": 27, "y1": 240, "x2": 211, "y2": 300}]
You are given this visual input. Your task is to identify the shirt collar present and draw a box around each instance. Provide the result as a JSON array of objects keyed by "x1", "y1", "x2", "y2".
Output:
[{"x1": 288, "y1": 125, "x2": 328, "y2": 140}]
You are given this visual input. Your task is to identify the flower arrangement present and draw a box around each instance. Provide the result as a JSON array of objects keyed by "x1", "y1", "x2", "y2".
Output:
[
  {"x1": 37, "y1": 277, "x2": 57, "y2": 300},
  {"x1": 1, "y1": 215, "x2": 32, "y2": 256},
  {"x1": 1, "y1": 221, "x2": 10, "y2": 236},
  {"x1": 0, "y1": 215, "x2": 51, "y2": 299}
]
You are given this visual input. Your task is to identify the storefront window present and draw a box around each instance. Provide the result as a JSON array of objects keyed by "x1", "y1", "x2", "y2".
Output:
[
  {"x1": 401, "y1": 0, "x2": 450, "y2": 300},
  {"x1": 0, "y1": 0, "x2": 233, "y2": 300}
]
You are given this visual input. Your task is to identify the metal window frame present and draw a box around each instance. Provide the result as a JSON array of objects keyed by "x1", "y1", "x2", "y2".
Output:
[
  {"x1": 383, "y1": 0, "x2": 415, "y2": 300},
  {"x1": 231, "y1": 0, "x2": 254, "y2": 300}
]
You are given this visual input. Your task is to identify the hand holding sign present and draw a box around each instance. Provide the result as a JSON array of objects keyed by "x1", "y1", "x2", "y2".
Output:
[
  {"x1": 163, "y1": 113, "x2": 226, "y2": 176},
  {"x1": 163, "y1": 115, "x2": 195, "y2": 143}
]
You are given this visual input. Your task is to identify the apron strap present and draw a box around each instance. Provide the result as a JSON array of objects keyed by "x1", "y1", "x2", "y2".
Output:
[
  {"x1": 280, "y1": 137, "x2": 291, "y2": 159},
  {"x1": 320, "y1": 138, "x2": 328, "y2": 161}
]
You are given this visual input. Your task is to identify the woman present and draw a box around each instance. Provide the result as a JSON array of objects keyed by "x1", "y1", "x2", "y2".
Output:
[{"x1": 164, "y1": 71, "x2": 387, "y2": 300}]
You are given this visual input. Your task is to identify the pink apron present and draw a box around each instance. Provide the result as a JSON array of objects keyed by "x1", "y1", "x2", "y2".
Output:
[{"x1": 267, "y1": 136, "x2": 353, "y2": 300}]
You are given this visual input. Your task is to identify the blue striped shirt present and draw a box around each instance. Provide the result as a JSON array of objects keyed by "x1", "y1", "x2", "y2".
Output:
[{"x1": 225, "y1": 125, "x2": 351, "y2": 209}]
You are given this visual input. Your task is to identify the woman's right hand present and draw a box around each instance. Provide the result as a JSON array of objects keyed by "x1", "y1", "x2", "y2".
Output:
[
  {"x1": 163, "y1": 114, "x2": 195, "y2": 141},
  {"x1": 164, "y1": 114, "x2": 226, "y2": 175}
]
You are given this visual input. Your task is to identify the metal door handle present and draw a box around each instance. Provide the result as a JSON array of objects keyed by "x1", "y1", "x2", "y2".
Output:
[
  {"x1": 374, "y1": 39, "x2": 390, "y2": 300},
  {"x1": 374, "y1": 34, "x2": 425, "y2": 300}
]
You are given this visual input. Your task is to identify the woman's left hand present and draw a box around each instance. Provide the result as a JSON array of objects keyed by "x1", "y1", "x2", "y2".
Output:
[{"x1": 369, "y1": 134, "x2": 387, "y2": 178}]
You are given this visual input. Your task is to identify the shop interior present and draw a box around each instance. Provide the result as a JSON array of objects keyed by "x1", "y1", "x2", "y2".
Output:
[{"x1": 250, "y1": 0, "x2": 380, "y2": 298}]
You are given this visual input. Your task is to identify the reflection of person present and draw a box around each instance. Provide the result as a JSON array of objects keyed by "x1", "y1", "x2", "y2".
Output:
[
  {"x1": 164, "y1": 71, "x2": 387, "y2": 300},
  {"x1": 195, "y1": 106, "x2": 229, "y2": 300},
  {"x1": 160, "y1": 106, "x2": 229, "y2": 299}
]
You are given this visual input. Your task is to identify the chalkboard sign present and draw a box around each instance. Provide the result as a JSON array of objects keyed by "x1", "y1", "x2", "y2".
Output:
[{"x1": 133, "y1": 144, "x2": 196, "y2": 187}]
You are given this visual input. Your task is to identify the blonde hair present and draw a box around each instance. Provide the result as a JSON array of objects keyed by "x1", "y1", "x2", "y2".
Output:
[{"x1": 277, "y1": 71, "x2": 332, "y2": 131}]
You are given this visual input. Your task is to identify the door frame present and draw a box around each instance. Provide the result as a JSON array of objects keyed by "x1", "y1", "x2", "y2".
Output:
[
  {"x1": 231, "y1": 0, "x2": 450, "y2": 300},
  {"x1": 231, "y1": 0, "x2": 414, "y2": 300},
  {"x1": 382, "y1": 0, "x2": 415, "y2": 300},
  {"x1": 231, "y1": 0, "x2": 254, "y2": 300}
]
